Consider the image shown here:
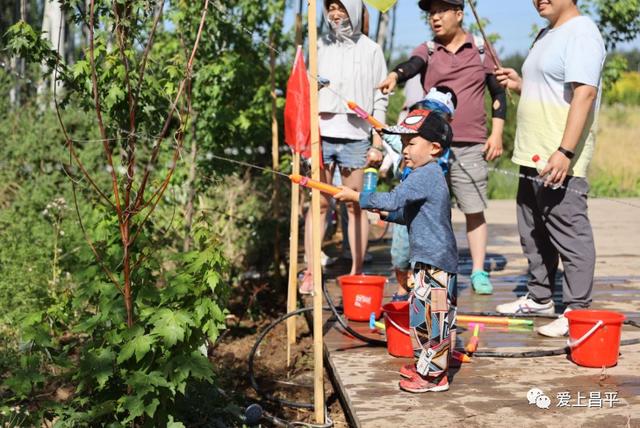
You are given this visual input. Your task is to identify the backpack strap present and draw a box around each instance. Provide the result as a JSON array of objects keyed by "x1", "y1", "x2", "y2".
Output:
[
  {"x1": 531, "y1": 28, "x2": 547, "y2": 49},
  {"x1": 472, "y1": 34, "x2": 486, "y2": 64},
  {"x1": 426, "y1": 40, "x2": 436, "y2": 56}
]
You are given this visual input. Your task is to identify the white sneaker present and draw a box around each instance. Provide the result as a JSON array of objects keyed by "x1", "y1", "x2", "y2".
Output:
[
  {"x1": 537, "y1": 308, "x2": 571, "y2": 338},
  {"x1": 320, "y1": 251, "x2": 337, "y2": 267},
  {"x1": 495, "y1": 294, "x2": 555, "y2": 315}
]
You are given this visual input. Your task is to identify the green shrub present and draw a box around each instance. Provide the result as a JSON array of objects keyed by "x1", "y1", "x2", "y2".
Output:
[{"x1": 605, "y1": 71, "x2": 640, "y2": 105}]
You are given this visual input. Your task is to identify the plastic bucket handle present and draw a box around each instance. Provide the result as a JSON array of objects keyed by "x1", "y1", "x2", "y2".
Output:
[
  {"x1": 567, "y1": 320, "x2": 604, "y2": 348},
  {"x1": 383, "y1": 312, "x2": 411, "y2": 336}
]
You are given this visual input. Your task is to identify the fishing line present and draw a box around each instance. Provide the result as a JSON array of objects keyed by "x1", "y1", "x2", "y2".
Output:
[
  {"x1": 207, "y1": 4, "x2": 640, "y2": 209},
  {"x1": 208, "y1": 153, "x2": 290, "y2": 178},
  {"x1": 63, "y1": 131, "x2": 640, "y2": 210},
  {"x1": 35, "y1": 4, "x2": 636, "y2": 211}
]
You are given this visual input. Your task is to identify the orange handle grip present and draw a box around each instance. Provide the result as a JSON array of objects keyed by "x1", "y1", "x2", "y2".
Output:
[
  {"x1": 367, "y1": 116, "x2": 387, "y2": 130},
  {"x1": 452, "y1": 350, "x2": 471, "y2": 363},
  {"x1": 289, "y1": 174, "x2": 340, "y2": 196},
  {"x1": 347, "y1": 101, "x2": 387, "y2": 130},
  {"x1": 465, "y1": 336, "x2": 479, "y2": 353}
]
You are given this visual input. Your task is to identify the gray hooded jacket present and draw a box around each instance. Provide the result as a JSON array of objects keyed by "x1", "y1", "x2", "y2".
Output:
[{"x1": 318, "y1": 0, "x2": 388, "y2": 139}]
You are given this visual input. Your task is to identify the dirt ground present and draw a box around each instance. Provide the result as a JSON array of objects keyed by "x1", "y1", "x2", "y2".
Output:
[{"x1": 211, "y1": 291, "x2": 349, "y2": 427}]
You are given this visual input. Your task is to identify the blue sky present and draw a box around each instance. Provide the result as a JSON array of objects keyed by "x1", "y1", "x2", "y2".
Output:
[{"x1": 285, "y1": 0, "x2": 640, "y2": 58}]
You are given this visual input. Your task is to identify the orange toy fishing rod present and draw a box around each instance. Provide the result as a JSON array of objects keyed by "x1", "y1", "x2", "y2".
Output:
[
  {"x1": 289, "y1": 174, "x2": 340, "y2": 196},
  {"x1": 347, "y1": 101, "x2": 387, "y2": 130}
]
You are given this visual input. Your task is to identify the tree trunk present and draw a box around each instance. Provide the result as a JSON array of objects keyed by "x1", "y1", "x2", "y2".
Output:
[
  {"x1": 388, "y1": 4, "x2": 397, "y2": 62},
  {"x1": 9, "y1": 0, "x2": 28, "y2": 106},
  {"x1": 376, "y1": 11, "x2": 389, "y2": 53},
  {"x1": 183, "y1": 132, "x2": 198, "y2": 252},
  {"x1": 66, "y1": 15, "x2": 76, "y2": 66},
  {"x1": 39, "y1": 0, "x2": 65, "y2": 101}
]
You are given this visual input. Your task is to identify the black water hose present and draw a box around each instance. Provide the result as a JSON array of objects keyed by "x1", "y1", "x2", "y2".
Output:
[
  {"x1": 248, "y1": 280, "x2": 640, "y2": 413},
  {"x1": 247, "y1": 278, "x2": 386, "y2": 416},
  {"x1": 473, "y1": 338, "x2": 640, "y2": 358},
  {"x1": 320, "y1": 280, "x2": 640, "y2": 356},
  {"x1": 248, "y1": 306, "x2": 321, "y2": 410},
  {"x1": 472, "y1": 319, "x2": 640, "y2": 358},
  {"x1": 322, "y1": 279, "x2": 386, "y2": 347}
]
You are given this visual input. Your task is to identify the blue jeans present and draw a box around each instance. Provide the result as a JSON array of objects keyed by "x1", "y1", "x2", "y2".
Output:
[
  {"x1": 390, "y1": 224, "x2": 410, "y2": 270},
  {"x1": 322, "y1": 137, "x2": 370, "y2": 169}
]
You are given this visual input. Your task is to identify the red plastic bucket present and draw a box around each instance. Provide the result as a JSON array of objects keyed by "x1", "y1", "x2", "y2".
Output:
[
  {"x1": 383, "y1": 301, "x2": 413, "y2": 358},
  {"x1": 339, "y1": 275, "x2": 386, "y2": 321},
  {"x1": 566, "y1": 310, "x2": 625, "y2": 368}
]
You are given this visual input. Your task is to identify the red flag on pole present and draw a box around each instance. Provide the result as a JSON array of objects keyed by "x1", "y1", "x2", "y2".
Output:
[{"x1": 284, "y1": 46, "x2": 311, "y2": 159}]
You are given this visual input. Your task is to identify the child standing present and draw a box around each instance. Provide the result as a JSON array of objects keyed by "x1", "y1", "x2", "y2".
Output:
[
  {"x1": 335, "y1": 109, "x2": 457, "y2": 393},
  {"x1": 385, "y1": 86, "x2": 458, "y2": 302}
]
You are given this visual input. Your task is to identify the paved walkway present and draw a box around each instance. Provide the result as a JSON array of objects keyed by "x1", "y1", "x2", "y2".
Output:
[{"x1": 320, "y1": 199, "x2": 640, "y2": 428}]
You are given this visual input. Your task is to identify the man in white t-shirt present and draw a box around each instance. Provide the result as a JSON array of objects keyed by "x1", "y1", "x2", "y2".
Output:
[{"x1": 494, "y1": 0, "x2": 606, "y2": 337}]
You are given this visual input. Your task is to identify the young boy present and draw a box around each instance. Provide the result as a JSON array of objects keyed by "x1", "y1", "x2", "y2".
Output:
[
  {"x1": 335, "y1": 110, "x2": 458, "y2": 393},
  {"x1": 384, "y1": 86, "x2": 457, "y2": 302}
]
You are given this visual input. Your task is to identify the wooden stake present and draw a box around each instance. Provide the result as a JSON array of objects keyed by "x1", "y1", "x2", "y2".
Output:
[
  {"x1": 269, "y1": 31, "x2": 282, "y2": 285},
  {"x1": 307, "y1": 0, "x2": 324, "y2": 423},
  {"x1": 286, "y1": 151, "x2": 300, "y2": 367},
  {"x1": 270, "y1": 38, "x2": 280, "y2": 173}
]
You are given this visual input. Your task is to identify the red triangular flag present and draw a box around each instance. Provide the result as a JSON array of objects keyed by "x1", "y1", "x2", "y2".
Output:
[{"x1": 284, "y1": 46, "x2": 311, "y2": 158}]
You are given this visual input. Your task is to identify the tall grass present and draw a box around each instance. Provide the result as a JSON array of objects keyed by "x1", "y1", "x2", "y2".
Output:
[
  {"x1": 391, "y1": 89, "x2": 639, "y2": 198},
  {"x1": 589, "y1": 105, "x2": 640, "y2": 196},
  {"x1": 488, "y1": 105, "x2": 640, "y2": 199}
]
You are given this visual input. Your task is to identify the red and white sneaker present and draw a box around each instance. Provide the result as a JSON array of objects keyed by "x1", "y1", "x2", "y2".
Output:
[
  {"x1": 399, "y1": 374, "x2": 449, "y2": 393},
  {"x1": 298, "y1": 270, "x2": 314, "y2": 295},
  {"x1": 400, "y1": 353, "x2": 465, "y2": 379},
  {"x1": 399, "y1": 364, "x2": 416, "y2": 379}
]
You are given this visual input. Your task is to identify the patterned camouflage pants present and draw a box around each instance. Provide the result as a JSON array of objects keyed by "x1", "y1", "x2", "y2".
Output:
[{"x1": 408, "y1": 263, "x2": 457, "y2": 377}]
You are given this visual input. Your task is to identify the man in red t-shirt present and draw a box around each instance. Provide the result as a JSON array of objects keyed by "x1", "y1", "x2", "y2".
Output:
[{"x1": 378, "y1": 0, "x2": 506, "y2": 295}]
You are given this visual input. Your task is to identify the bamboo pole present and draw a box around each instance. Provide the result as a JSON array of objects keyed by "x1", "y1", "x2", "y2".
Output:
[
  {"x1": 467, "y1": 0, "x2": 512, "y2": 101},
  {"x1": 287, "y1": 10, "x2": 302, "y2": 367},
  {"x1": 294, "y1": 0, "x2": 304, "y2": 46},
  {"x1": 287, "y1": 2, "x2": 304, "y2": 368},
  {"x1": 269, "y1": 31, "x2": 282, "y2": 286},
  {"x1": 467, "y1": 0, "x2": 502, "y2": 68},
  {"x1": 286, "y1": 151, "x2": 300, "y2": 367},
  {"x1": 307, "y1": 0, "x2": 324, "y2": 423}
]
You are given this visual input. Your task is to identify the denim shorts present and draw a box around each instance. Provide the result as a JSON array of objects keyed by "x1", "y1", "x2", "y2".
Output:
[
  {"x1": 390, "y1": 224, "x2": 410, "y2": 270},
  {"x1": 322, "y1": 137, "x2": 370, "y2": 169}
]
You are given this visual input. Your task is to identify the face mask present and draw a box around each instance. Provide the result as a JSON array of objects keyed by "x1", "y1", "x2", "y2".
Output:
[{"x1": 330, "y1": 18, "x2": 353, "y2": 39}]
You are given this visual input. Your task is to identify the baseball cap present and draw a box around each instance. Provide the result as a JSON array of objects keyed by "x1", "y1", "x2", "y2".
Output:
[
  {"x1": 419, "y1": 0, "x2": 464, "y2": 12},
  {"x1": 383, "y1": 109, "x2": 453, "y2": 149}
]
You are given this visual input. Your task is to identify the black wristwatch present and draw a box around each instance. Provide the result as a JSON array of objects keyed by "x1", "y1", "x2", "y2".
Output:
[{"x1": 557, "y1": 147, "x2": 575, "y2": 159}]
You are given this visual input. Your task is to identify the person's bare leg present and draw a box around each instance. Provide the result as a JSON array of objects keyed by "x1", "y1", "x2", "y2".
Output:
[
  {"x1": 466, "y1": 212, "x2": 487, "y2": 272},
  {"x1": 303, "y1": 166, "x2": 335, "y2": 277},
  {"x1": 341, "y1": 167, "x2": 366, "y2": 275},
  {"x1": 395, "y1": 269, "x2": 410, "y2": 294}
]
